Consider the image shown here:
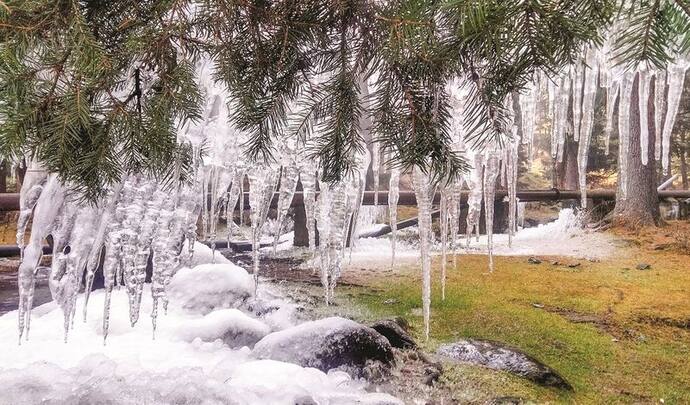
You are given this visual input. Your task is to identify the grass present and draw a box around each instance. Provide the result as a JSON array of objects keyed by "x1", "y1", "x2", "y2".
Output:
[{"x1": 347, "y1": 241, "x2": 690, "y2": 404}]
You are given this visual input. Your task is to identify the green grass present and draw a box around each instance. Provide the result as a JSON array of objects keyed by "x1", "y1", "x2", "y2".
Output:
[{"x1": 347, "y1": 249, "x2": 690, "y2": 404}]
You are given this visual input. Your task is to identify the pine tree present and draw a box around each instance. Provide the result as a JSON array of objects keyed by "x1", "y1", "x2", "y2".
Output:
[{"x1": 0, "y1": 0, "x2": 688, "y2": 207}]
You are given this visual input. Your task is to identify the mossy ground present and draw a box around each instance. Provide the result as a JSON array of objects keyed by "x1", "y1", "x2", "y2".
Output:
[{"x1": 339, "y1": 226, "x2": 690, "y2": 404}]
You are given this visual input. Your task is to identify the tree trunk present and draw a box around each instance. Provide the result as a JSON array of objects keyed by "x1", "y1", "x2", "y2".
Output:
[
  {"x1": 613, "y1": 74, "x2": 661, "y2": 227},
  {"x1": 0, "y1": 161, "x2": 6, "y2": 193},
  {"x1": 679, "y1": 131, "x2": 688, "y2": 189}
]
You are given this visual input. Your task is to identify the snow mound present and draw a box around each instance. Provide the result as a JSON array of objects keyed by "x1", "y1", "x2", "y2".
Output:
[
  {"x1": 0, "y1": 354, "x2": 400, "y2": 405},
  {"x1": 183, "y1": 240, "x2": 231, "y2": 266},
  {"x1": 252, "y1": 317, "x2": 395, "y2": 375},
  {"x1": 168, "y1": 263, "x2": 254, "y2": 314},
  {"x1": 174, "y1": 308, "x2": 270, "y2": 348},
  {"x1": 228, "y1": 360, "x2": 402, "y2": 404}
]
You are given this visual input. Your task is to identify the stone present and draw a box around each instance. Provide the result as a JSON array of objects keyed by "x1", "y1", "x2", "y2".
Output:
[
  {"x1": 437, "y1": 339, "x2": 572, "y2": 390},
  {"x1": 636, "y1": 263, "x2": 651, "y2": 270},
  {"x1": 371, "y1": 319, "x2": 417, "y2": 349},
  {"x1": 527, "y1": 257, "x2": 542, "y2": 264},
  {"x1": 251, "y1": 317, "x2": 395, "y2": 377}
]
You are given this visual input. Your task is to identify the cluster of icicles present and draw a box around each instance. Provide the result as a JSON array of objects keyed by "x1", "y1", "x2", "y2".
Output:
[{"x1": 15, "y1": 44, "x2": 689, "y2": 343}]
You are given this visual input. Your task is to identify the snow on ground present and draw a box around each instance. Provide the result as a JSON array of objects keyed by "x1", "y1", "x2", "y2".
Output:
[
  {"x1": 0, "y1": 262, "x2": 401, "y2": 405},
  {"x1": 345, "y1": 209, "x2": 616, "y2": 265}
]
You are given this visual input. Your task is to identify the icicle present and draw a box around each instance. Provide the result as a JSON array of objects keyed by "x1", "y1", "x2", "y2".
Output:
[
  {"x1": 661, "y1": 59, "x2": 688, "y2": 174},
  {"x1": 638, "y1": 68, "x2": 651, "y2": 165},
  {"x1": 571, "y1": 61, "x2": 585, "y2": 142},
  {"x1": 552, "y1": 75, "x2": 572, "y2": 162},
  {"x1": 300, "y1": 169, "x2": 318, "y2": 253},
  {"x1": 519, "y1": 83, "x2": 538, "y2": 161},
  {"x1": 654, "y1": 69, "x2": 667, "y2": 161},
  {"x1": 506, "y1": 138, "x2": 519, "y2": 247},
  {"x1": 617, "y1": 72, "x2": 635, "y2": 199},
  {"x1": 604, "y1": 81, "x2": 620, "y2": 155},
  {"x1": 577, "y1": 51, "x2": 600, "y2": 207},
  {"x1": 412, "y1": 167, "x2": 434, "y2": 341},
  {"x1": 464, "y1": 152, "x2": 483, "y2": 247},
  {"x1": 16, "y1": 160, "x2": 48, "y2": 259},
  {"x1": 439, "y1": 191, "x2": 448, "y2": 300},
  {"x1": 482, "y1": 148, "x2": 500, "y2": 273},
  {"x1": 372, "y1": 141, "x2": 380, "y2": 207},
  {"x1": 449, "y1": 181, "x2": 461, "y2": 268},
  {"x1": 248, "y1": 166, "x2": 278, "y2": 290},
  {"x1": 388, "y1": 168, "x2": 400, "y2": 267},
  {"x1": 17, "y1": 175, "x2": 66, "y2": 343},
  {"x1": 273, "y1": 164, "x2": 300, "y2": 253}
]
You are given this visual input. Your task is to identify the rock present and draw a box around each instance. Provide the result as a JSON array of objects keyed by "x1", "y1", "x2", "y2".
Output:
[
  {"x1": 252, "y1": 317, "x2": 395, "y2": 377},
  {"x1": 371, "y1": 319, "x2": 417, "y2": 349},
  {"x1": 383, "y1": 298, "x2": 398, "y2": 305},
  {"x1": 527, "y1": 257, "x2": 542, "y2": 264},
  {"x1": 174, "y1": 308, "x2": 270, "y2": 348},
  {"x1": 567, "y1": 262, "x2": 581, "y2": 268},
  {"x1": 437, "y1": 339, "x2": 572, "y2": 390},
  {"x1": 550, "y1": 260, "x2": 561, "y2": 266},
  {"x1": 168, "y1": 263, "x2": 254, "y2": 314},
  {"x1": 636, "y1": 263, "x2": 651, "y2": 270},
  {"x1": 423, "y1": 366, "x2": 441, "y2": 386}
]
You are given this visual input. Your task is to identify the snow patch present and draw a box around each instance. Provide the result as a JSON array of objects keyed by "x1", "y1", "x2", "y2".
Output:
[{"x1": 168, "y1": 263, "x2": 254, "y2": 314}]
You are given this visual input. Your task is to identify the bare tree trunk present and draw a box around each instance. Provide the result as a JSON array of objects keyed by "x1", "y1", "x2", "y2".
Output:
[
  {"x1": 613, "y1": 74, "x2": 661, "y2": 227},
  {"x1": 0, "y1": 161, "x2": 6, "y2": 193}
]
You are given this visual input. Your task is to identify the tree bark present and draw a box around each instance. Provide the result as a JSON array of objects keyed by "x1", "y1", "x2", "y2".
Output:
[
  {"x1": 679, "y1": 131, "x2": 688, "y2": 189},
  {"x1": 613, "y1": 74, "x2": 661, "y2": 227},
  {"x1": 0, "y1": 161, "x2": 6, "y2": 193}
]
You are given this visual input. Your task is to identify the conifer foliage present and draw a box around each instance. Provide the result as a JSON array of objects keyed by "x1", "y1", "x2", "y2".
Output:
[{"x1": 0, "y1": 0, "x2": 688, "y2": 199}]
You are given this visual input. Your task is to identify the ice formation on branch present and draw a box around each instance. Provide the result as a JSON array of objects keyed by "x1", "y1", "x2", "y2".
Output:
[{"x1": 15, "y1": 41, "x2": 690, "y2": 345}]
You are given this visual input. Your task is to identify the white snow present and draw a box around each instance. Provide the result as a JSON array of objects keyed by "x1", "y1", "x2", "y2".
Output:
[
  {"x1": 0, "y1": 265, "x2": 401, "y2": 405},
  {"x1": 167, "y1": 263, "x2": 254, "y2": 314},
  {"x1": 173, "y1": 308, "x2": 271, "y2": 348},
  {"x1": 344, "y1": 209, "x2": 615, "y2": 264},
  {"x1": 183, "y1": 240, "x2": 231, "y2": 266}
]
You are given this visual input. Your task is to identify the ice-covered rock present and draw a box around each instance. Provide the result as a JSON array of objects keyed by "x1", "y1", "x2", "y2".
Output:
[
  {"x1": 251, "y1": 317, "x2": 395, "y2": 377},
  {"x1": 168, "y1": 263, "x2": 254, "y2": 314},
  {"x1": 174, "y1": 308, "x2": 270, "y2": 348},
  {"x1": 437, "y1": 339, "x2": 572, "y2": 390}
]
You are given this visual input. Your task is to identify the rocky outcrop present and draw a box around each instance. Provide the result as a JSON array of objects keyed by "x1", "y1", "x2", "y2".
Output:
[
  {"x1": 437, "y1": 339, "x2": 572, "y2": 390},
  {"x1": 251, "y1": 317, "x2": 395, "y2": 377}
]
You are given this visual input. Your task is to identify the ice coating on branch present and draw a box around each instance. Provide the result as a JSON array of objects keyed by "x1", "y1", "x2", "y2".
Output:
[{"x1": 412, "y1": 168, "x2": 434, "y2": 341}]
